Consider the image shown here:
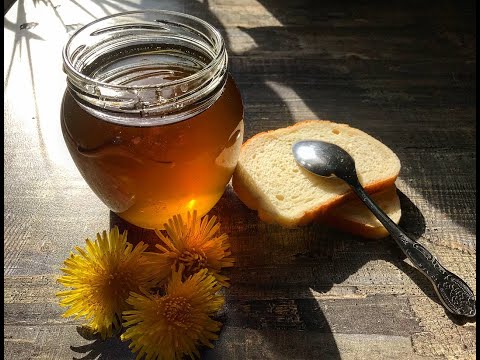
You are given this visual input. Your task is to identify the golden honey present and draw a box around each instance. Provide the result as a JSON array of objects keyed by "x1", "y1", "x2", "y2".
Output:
[{"x1": 61, "y1": 11, "x2": 243, "y2": 228}]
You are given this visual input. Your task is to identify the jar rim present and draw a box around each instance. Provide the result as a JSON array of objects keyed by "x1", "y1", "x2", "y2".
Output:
[
  {"x1": 62, "y1": 9, "x2": 229, "y2": 126},
  {"x1": 62, "y1": 9, "x2": 225, "y2": 91}
]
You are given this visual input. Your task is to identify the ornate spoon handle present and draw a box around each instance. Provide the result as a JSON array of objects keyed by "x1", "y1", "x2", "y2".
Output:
[{"x1": 349, "y1": 181, "x2": 476, "y2": 317}]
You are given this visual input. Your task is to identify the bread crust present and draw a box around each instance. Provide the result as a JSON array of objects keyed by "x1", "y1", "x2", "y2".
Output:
[
  {"x1": 232, "y1": 120, "x2": 401, "y2": 228},
  {"x1": 232, "y1": 171, "x2": 397, "y2": 227}
]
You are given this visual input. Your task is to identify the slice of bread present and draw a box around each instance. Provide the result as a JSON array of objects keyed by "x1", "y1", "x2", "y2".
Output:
[
  {"x1": 324, "y1": 186, "x2": 401, "y2": 239},
  {"x1": 232, "y1": 120, "x2": 401, "y2": 227}
]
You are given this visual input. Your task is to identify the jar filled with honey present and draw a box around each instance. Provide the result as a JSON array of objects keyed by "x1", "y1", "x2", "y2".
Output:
[{"x1": 61, "y1": 10, "x2": 244, "y2": 229}]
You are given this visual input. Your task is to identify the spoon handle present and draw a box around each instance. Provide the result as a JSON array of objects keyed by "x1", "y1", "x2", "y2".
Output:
[{"x1": 350, "y1": 182, "x2": 476, "y2": 318}]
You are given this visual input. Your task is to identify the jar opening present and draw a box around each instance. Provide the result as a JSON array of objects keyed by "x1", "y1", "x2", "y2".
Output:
[{"x1": 63, "y1": 10, "x2": 228, "y2": 126}]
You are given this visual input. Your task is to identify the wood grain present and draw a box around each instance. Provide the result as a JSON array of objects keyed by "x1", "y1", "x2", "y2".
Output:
[{"x1": 4, "y1": 0, "x2": 476, "y2": 359}]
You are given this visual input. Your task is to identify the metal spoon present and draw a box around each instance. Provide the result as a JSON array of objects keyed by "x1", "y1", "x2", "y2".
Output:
[{"x1": 292, "y1": 140, "x2": 476, "y2": 317}]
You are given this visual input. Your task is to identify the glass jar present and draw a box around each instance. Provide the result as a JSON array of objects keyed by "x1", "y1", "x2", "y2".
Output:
[{"x1": 61, "y1": 10, "x2": 244, "y2": 229}]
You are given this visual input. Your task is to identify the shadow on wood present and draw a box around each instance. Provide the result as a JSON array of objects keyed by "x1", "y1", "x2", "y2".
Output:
[
  {"x1": 71, "y1": 326, "x2": 133, "y2": 360},
  {"x1": 204, "y1": 186, "x2": 428, "y2": 358}
]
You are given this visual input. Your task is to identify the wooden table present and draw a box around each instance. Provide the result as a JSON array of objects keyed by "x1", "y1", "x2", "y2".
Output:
[{"x1": 4, "y1": 0, "x2": 476, "y2": 359}]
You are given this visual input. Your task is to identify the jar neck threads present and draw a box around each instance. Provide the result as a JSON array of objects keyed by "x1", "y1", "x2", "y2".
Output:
[{"x1": 63, "y1": 10, "x2": 228, "y2": 126}]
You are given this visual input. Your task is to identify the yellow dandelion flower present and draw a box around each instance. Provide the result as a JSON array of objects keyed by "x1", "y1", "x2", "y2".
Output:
[
  {"x1": 122, "y1": 266, "x2": 224, "y2": 360},
  {"x1": 147, "y1": 211, "x2": 234, "y2": 287},
  {"x1": 56, "y1": 227, "x2": 155, "y2": 339}
]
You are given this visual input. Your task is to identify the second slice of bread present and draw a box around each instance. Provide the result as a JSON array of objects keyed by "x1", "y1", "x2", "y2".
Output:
[
  {"x1": 232, "y1": 120, "x2": 401, "y2": 227},
  {"x1": 324, "y1": 186, "x2": 401, "y2": 239}
]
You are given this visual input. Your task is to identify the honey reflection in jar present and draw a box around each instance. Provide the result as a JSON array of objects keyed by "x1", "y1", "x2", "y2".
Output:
[
  {"x1": 60, "y1": 11, "x2": 244, "y2": 229},
  {"x1": 61, "y1": 76, "x2": 243, "y2": 229}
]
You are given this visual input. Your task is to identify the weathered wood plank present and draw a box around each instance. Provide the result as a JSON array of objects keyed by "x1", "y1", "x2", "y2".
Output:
[{"x1": 4, "y1": 325, "x2": 446, "y2": 360}]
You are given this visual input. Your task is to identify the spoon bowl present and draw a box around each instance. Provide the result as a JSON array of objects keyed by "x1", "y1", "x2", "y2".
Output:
[{"x1": 292, "y1": 140, "x2": 356, "y2": 180}]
